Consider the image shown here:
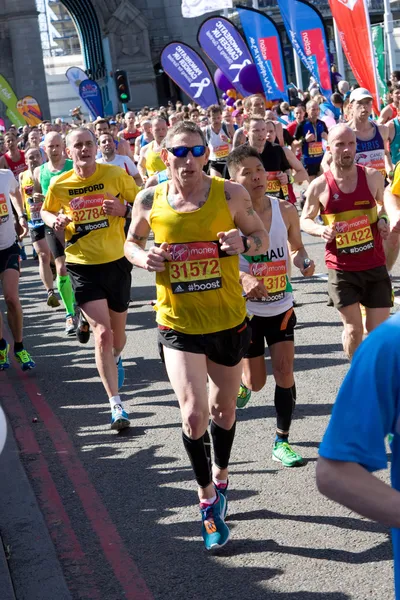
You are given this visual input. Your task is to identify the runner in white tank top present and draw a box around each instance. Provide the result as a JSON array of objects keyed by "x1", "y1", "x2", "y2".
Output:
[
  {"x1": 227, "y1": 145, "x2": 315, "y2": 467},
  {"x1": 240, "y1": 196, "x2": 293, "y2": 318}
]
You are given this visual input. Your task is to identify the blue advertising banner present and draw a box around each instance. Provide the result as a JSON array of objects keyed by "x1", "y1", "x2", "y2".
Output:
[
  {"x1": 161, "y1": 42, "x2": 219, "y2": 108},
  {"x1": 197, "y1": 17, "x2": 253, "y2": 98},
  {"x1": 78, "y1": 79, "x2": 104, "y2": 119},
  {"x1": 237, "y1": 6, "x2": 288, "y2": 102},
  {"x1": 278, "y1": 0, "x2": 332, "y2": 98}
]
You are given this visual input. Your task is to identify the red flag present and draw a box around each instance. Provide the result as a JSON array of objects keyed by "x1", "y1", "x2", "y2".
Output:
[{"x1": 328, "y1": 0, "x2": 380, "y2": 113}]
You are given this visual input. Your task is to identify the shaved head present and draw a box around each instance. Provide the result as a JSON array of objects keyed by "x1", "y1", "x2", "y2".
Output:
[
  {"x1": 44, "y1": 131, "x2": 63, "y2": 147},
  {"x1": 328, "y1": 124, "x2": 355, "y2": 145}
]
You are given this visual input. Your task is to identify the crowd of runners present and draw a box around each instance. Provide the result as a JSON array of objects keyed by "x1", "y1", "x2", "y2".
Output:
[{"x1": 0, "y1": 74, "x2": 400, "y2": 595}]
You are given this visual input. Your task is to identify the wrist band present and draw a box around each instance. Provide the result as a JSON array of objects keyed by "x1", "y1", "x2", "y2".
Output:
[
  {"x1": 124, "y1": 204, "x2": 132, "y2": 219},
  {"x1": 380, "y1": 215, "x2": 390, "y2": 224},
  {"x1": 241, "y1": 235, "x2": 251, "y2": 254}
]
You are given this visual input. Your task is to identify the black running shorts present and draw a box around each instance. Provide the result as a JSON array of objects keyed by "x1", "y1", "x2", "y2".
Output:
[
  {"x1": 29, "y1": 225, "x2": 46, "y2": 244},
  {"x1": 158, "y1": 319, "x2": 251, "y2": 367},
  {"x1": 328, "y1": 266, "x2": 392, "y2": 310},
  {"x1": 45, "y1": 225, "x2": 65, "y2": 260},
  {"x1": 244, "y1": 308, "x2": 297, "y2": 359},
  {"x1": 0, "y1": 242, "x2": 20, "y2": 275},
  {"x1": 67, "y1": 256, "x2": 132, "y2": 313}
]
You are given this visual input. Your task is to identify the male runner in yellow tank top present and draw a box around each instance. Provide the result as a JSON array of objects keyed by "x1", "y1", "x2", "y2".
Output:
[
  {"x1": 19, "y1": 147, "x2": 60, "y2": 309},
  {"x1": 137, "y1": 117, "x2": 167, "y2": 183},
  {"x1": 125, "y1": 121, "x2": 269, "y2": 550}
]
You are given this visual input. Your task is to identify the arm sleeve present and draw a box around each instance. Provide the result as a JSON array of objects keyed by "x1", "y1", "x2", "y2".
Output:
[
  {"x1": 319, "y1": 322, "x2": 400, "y2": 472},
  {"x1": 118, "y1": 169, "x2": 139, "y2": 204}
]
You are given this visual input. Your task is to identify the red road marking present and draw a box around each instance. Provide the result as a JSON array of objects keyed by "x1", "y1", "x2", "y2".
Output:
[
  {"x1": 1, "y1": 378, "x2": 101, "y2": 599},
  {"x1": 18, "y1": 371, "x2": 154, "y2": 600}
]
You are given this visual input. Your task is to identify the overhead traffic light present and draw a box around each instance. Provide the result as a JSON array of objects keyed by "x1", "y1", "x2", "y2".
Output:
[{"x1": 114, "y1": 70, "x2": 131, "y2": 103}]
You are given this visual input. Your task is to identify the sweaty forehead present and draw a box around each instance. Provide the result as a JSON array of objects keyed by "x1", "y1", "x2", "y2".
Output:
[{"x1": 169, "y1": 132, "x2": 204, "y2": 147}]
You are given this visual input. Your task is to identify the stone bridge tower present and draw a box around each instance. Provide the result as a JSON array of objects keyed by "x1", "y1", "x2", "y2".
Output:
[{"x1": 0, "y1": 0, "x2": 210, "y2": 122}]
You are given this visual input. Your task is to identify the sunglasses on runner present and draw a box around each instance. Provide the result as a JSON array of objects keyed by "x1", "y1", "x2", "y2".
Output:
[{"x1": 167, "y1": 145, "x2": 206, "y2": 158}]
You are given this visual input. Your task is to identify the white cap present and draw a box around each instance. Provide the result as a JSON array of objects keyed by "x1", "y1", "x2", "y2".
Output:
[{"x1": 349, "y1": 87, "x2": 373, "y2": 103}]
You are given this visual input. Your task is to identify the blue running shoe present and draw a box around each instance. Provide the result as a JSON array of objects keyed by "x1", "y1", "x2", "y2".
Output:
[
  {"x1": 110, "y1": 404, "x2": 130, "y2": 431},
  {"x1": 214, "y1": 481, "x2": 229, "y2": 519},
  {"x1": 0, "y1": 342, "x2": 10, "y2": 370},
  {"x1": 117, "y1": 357, "x2": 125, "y2": 390},
  {"x1": 200, "y1": 492, "x2": 230, "y2": 550},
  {"x1": 14, "y1": 348, "x2": 35, "y2": 371}
]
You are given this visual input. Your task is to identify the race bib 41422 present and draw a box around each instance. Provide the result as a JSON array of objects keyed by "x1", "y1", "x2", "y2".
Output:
[{"x1": 335, "y1": 215, "x2": 374, "y2": 254}]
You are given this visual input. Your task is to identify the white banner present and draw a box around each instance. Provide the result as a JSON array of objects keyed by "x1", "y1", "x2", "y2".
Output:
[{"x1": 181, "y1": 0, "x2": 233, "y2": 19}]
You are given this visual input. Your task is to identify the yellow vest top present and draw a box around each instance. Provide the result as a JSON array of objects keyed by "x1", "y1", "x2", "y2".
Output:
[
  {"x1": 20, "y1": 170, "x2": 41, "y2": 224},
  {"x1": 145, "y1": 141, "x2": 166, "y2": 177},
  {"x1": 150, "y1": 177, "x2": 246, "y2": 334}
]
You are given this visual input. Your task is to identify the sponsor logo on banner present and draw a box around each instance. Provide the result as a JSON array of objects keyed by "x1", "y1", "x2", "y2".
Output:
[
  {"x1": 197, "y1": 17, "x2": 253, "y2": 98},
  {"x1": 337, "y1": 0, "x2": 358, "y2": 9},
  {"x1": 301, "y1": 28, "x2": 330, "y2": 92},
  {"x1": 259, "y1": 37, "x2": 284, "y2": 92},
  {"x1": 161, "y1": 42, "x2": 218, "y2": 108}
]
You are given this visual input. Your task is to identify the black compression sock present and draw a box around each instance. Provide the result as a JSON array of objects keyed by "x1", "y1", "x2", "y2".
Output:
[
  {"x1": 0, "y1": 338, "x2": 7, "y2": 350},
  {"x1": 210, "y1": 420, "x2": 236, "y2": 470},
  {"x1": 274, "y1": 385, "x2": 296, "y2": 434},
  {"x1": 182, "y1": 430, "x2": 212, "y2": 488},
  {"x1": 14, "y1": 341, "x2": 24, "y2": 353}
]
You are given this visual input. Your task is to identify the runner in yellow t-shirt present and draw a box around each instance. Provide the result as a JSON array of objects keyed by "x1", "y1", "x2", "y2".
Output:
[{"x1": 42, "y1": 127, "x2": 139, "y2": 431}]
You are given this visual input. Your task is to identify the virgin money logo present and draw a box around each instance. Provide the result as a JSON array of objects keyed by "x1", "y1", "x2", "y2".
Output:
[
  {"x1": 335, "y1": 221, "x2": 349, "y2": 234},
  {"x1": 251, "y1": 264, "x2": 265, "y2": 277},
  {"x1": 70, "y1": 197, "x2": 85, "y2": 210},
  {"x1": 170, "y1": 244, "x2": 189, "y2": 262},
  {"x1": 336, "y1": 0, "x2": 358, "y2": 9}
]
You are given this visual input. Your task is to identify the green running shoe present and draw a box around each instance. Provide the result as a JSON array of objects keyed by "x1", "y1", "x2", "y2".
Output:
[
  {"x1": 0, "y1": 342, "x2": 10, "y2": 370},
  {"x1": 237, "y1": 382, "x2": 251, "y2": 409},
  {"x1": 272, "y1": 441, "x2": 304, "y2": 467},
  {"x1": 15, "y1": 349, "x2": 36, "y2": 371}
]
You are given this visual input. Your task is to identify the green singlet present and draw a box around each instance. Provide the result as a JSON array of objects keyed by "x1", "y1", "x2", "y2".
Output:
[{"x1": 39, "y1": 159, "x2": 73, "y2": 196}]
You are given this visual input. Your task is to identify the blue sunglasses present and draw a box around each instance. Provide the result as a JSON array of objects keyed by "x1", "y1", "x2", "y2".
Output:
[{"x1": 167, "y1": 145, "x2": 206, "y2": 158}]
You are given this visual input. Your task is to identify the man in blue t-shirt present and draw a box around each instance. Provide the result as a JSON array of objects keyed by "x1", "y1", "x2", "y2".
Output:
[{"x1": 317, "y1": 313, "x2": 400, "y2": 599}]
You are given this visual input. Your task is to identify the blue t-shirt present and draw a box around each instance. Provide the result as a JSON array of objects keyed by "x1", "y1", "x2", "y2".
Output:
[{"x1": 319, "y1": 313, "x2": 400, "y2": 598}]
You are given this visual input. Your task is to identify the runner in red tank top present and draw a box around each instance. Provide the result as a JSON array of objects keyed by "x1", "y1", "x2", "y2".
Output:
[
  {"x1": 378, "y1": 84, "x2": 400, "y2": 124},
  {"x1": 0, "y1": 132, "x2": 27, "y2": 180},
  {"x1": 300, "y1": 124, "x2": 392, "y2": 360}
]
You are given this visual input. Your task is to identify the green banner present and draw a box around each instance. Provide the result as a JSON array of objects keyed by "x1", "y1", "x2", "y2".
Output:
[
  {"x1": 372, "y1": 25, "x2": 388, "y2": 108},
  {"x1": 0, "y1": 75, "x2": 26, "y2": 127}
]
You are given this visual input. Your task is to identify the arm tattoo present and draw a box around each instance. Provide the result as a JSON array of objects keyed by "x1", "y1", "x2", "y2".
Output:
[
  {"x1": 140, "y1": 188, "x2": 155, "y2": 209},
  {"x1": 250, "y1": 235, "x2": 262, "y2": 252},
  {"x1": 225, "y1": 190, "x2": 231, "y2": 201},
  {"x1": 246, "y1": 206, "x2": 255, "y2": 216},
  {"x1": 132, "y1": 233, "x2": 147, "y2": 242}
]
